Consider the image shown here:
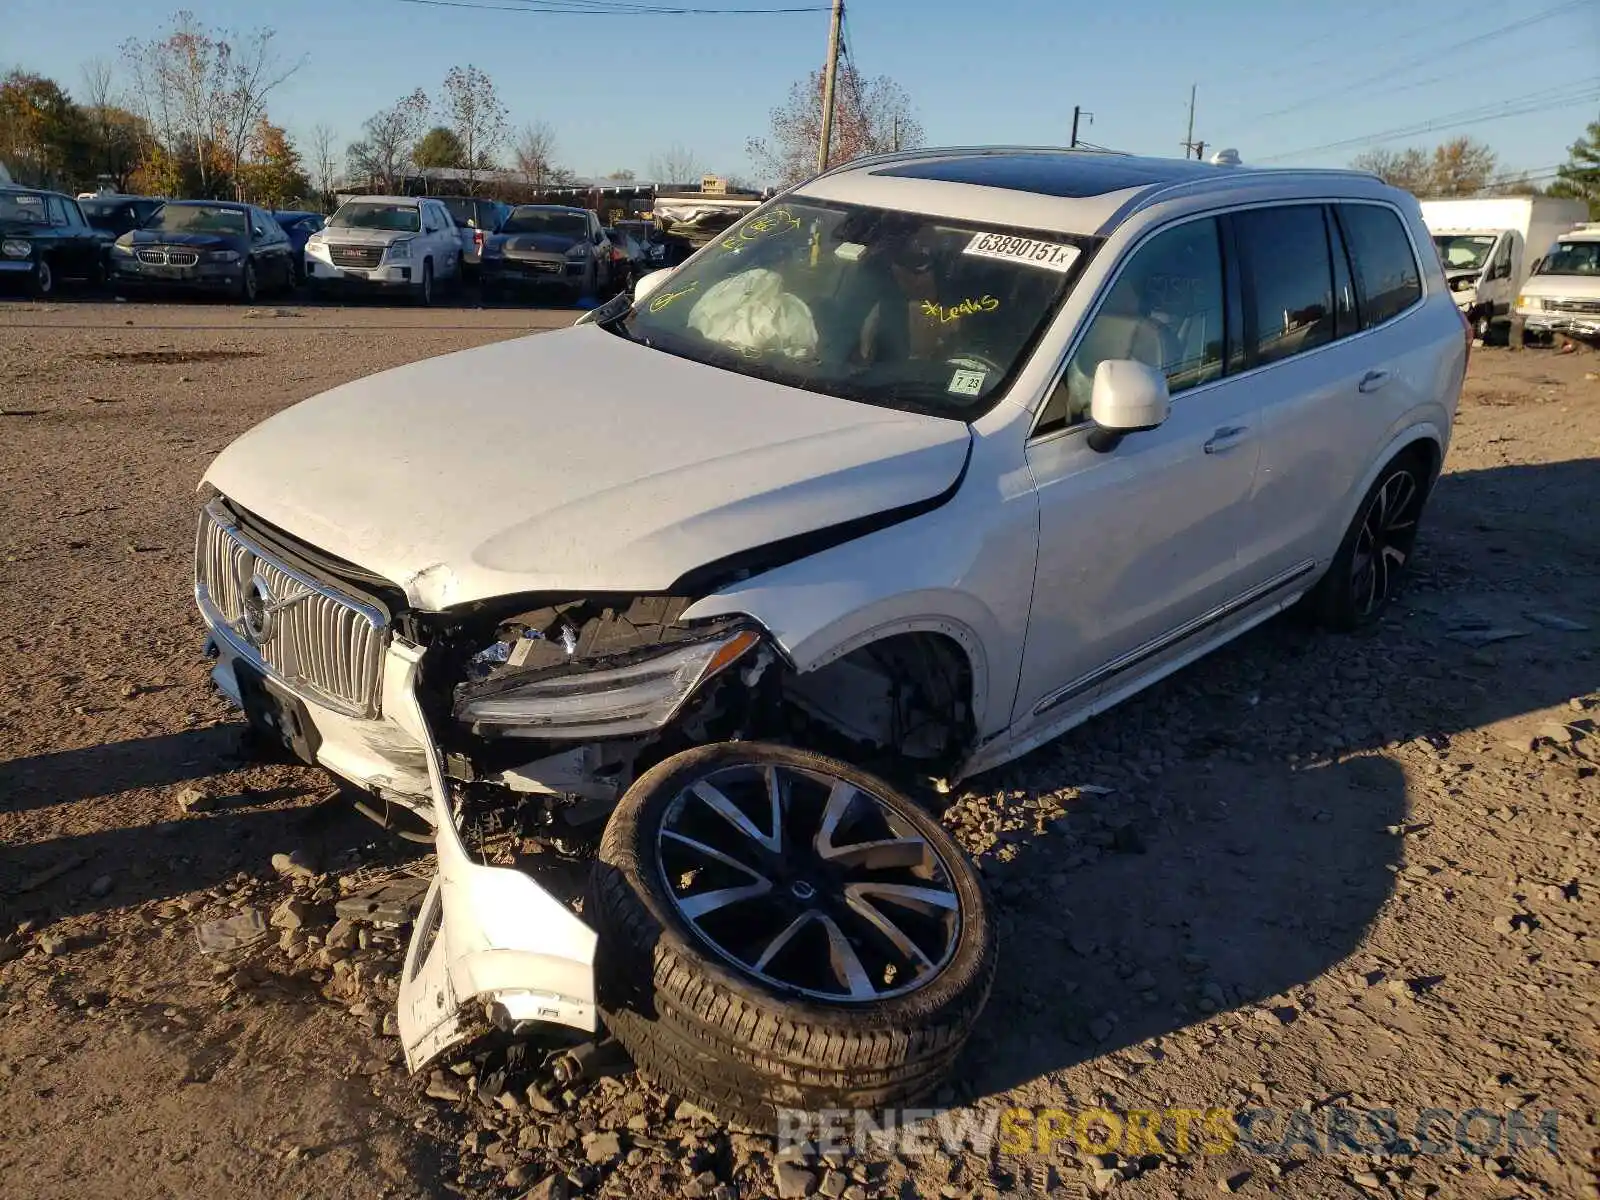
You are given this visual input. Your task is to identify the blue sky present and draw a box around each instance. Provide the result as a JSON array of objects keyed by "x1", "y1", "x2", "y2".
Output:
[{"x1": 9, "y1": 0, "x2": 1599, "y2": 183}]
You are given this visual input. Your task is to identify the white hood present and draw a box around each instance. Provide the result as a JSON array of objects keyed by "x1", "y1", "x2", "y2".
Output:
[{"x1": 204, "y1": 326, "x2": 971, "y2": 609}]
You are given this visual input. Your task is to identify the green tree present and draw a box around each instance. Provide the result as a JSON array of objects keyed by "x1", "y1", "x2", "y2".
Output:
[
  {"x1": 413, "y1": 125, "x2": 465, "y2": 169},
  {"x1": 1549, "y1": 113, "x2": 1600, "y2": 219}
]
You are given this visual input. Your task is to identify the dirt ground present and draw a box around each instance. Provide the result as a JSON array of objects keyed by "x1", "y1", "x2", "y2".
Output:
[{"x1": 0, "y1": 299, "x2": 1595, "y2": 1200}]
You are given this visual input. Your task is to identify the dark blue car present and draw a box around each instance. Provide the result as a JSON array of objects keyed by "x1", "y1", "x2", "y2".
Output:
[{"x1": 273, "y1": 210, "x2": 325, "y2": 282}]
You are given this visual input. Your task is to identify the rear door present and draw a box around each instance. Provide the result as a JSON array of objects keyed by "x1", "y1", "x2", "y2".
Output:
[{"x1": 1234, "y1": 200, "x2": 1431, "y2": 583}]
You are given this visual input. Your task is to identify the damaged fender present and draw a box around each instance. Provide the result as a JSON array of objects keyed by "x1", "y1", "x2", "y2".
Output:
[{"x1": 387, "y1": 640, "x2": 598, "y2": 1072}]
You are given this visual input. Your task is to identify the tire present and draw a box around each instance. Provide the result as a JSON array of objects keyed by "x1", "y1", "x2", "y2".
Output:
[
  {"x1": 1308, "y1": 449, "x2": 1432, "y2": 631},
  {"x1": 591, "y1": 741, "x2": 996, "y2": 1128},
  {"x1": 1473, "y1": 309, "x2": 1494, "y2": 344},
  {"x1": 30, "y1": 257, "x2": 55, "y2": 299},
  {"x1": 415, "y1": 260, "x2": 434, "y2": 306},
  {"x1": 235, "y1": 259, "x2": 258, "y2": 304}
]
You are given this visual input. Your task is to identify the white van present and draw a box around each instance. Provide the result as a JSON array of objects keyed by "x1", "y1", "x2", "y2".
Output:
[
  {"x1": 1419, "y1": 196, "x2": 1587, "y2": 340},
  {"x1": 1516, "y1": 222, "x2": 1600, "y2": 342}
]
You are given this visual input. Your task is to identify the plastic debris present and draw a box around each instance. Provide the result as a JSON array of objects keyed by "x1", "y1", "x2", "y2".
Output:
[{"x1": 195, "y1": 908, "x2": 268, "y2": 955}]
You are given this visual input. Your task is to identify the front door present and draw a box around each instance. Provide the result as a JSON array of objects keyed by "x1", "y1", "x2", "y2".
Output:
[{"x1": 1014, "y1": 214, "x2": 1261, "y2": 727}]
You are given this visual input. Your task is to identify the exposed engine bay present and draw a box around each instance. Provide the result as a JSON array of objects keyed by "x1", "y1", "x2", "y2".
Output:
[{"x1": 417, "y1": 593, "x2": 976, "y2": 841}]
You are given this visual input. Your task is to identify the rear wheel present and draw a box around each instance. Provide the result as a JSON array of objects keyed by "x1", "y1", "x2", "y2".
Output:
[
  {"x1": 30, "y1": 257, "x2": 55, "y2": 299},
  {"x1": 1309, "y1": 451, "x2": 1431, "y2": 630},
  {"x1": 591, "y1": 741, "x2": 996, "y2": 1127}
]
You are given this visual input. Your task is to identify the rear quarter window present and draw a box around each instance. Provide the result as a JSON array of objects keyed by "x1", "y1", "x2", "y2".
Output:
[{"x1": 1337, "y1": 204, "x2": 1423, "y2": 328}]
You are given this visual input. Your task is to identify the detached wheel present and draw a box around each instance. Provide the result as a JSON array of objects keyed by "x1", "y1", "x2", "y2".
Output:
[
  {"x1": 1309, "y1": 450, "x2": 1431, "y2": 630},
  {"x1": 591, "y1": 741, "x2": 996, "y2": 1127}
]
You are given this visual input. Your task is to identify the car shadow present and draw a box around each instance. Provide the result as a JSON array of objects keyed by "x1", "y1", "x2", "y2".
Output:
[
  {"x1": 944, "y1": 452, "x2": 1599, "y2": 1099},
  {"x1": 0, "y1": 725, "x2": 248, "y2": 814}
]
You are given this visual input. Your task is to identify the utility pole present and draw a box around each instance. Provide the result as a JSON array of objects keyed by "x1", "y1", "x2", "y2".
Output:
[
  {"x1": 1070, "y1": 106, "x2": 1093, "y2": 149},
  {"x1": 892, "y1": 113, "x2": 901, "y2": 152},
  {"x1": 817, "y1": 0, "x2": 844, "y2": 175},
  {"x1": 1182, "y1": 82, "x2": 1198, "y2": 158}
]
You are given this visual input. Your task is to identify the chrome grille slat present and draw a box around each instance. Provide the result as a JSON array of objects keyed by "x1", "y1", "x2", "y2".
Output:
[{"x1": 194, "y1": 505, "x2": 388, "y2": 718}]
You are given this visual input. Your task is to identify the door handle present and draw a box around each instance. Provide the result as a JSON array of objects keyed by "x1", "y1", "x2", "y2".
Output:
[
  {"x1": 1204, "y1": 425, "x2": 1251, "y2": 454},
  {"x1": 1358, "y1": 369, "x2": 1390, "y2": 393}
]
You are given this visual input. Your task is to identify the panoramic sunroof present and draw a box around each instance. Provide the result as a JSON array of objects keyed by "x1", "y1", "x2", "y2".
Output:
[{"x1": 871, "y1": 153, "x2": 1219, "y2": 199}]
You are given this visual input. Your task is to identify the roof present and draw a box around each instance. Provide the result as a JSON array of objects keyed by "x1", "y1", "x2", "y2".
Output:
[
  {"x1": 342, "y1": 195, "x2": 427, "y2": 206},
  {"x1": 507, "y1": 203, "x2": 590, "y2": 214},
  {"x1": 798, "y1": 146, "x2": 1383, "y2": 237},
  {"x1": 164, "y1": 198, "x2": 252, "y2": 209}
]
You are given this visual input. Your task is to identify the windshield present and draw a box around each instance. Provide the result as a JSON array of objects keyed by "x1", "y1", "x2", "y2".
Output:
[
  {"x1": 329, "y1": 202, "x2": 420, "y2": 232},
  {"x1": 616, "y1": 199, "x2": 1092, "y2": 419},
  {"x1": 0, "y1": 192, "x2": 50, "y2": 225},
  {"x1": 1432, "y1": 234, "x2": 1496, "y2": 273},
  {"x1": 146, "y1": 204, "x2": 247, "y2": 235},
  {"x1": 501, "y1": 209, "x2": 588, "y2": 238},
  {"x1": 1534, "y1": 239, "x2": 1600, "y2": 277}
]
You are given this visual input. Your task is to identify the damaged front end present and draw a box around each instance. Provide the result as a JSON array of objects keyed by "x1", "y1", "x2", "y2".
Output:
[{"x1": 391, "y1": 599, "x2": 774, "y2": 1070}]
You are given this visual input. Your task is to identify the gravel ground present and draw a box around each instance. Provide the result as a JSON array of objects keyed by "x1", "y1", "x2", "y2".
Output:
[{"x1": 0, "y1": 300, "x2": 1595, "y2": 1200}]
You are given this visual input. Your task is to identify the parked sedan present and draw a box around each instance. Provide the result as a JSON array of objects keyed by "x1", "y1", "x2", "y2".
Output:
[
  {"x1": 272, "y1": 210, "x2": 325, "y2": 282},
  {"x1": 0, "y1": 185, "x2": 107, "y2": 296},
  {"x1": 480, "y1": 205, "x2": 611, "y2": 303},
  {"x1": 110, "y1": 201, "x2": 295, "y2": 302}
]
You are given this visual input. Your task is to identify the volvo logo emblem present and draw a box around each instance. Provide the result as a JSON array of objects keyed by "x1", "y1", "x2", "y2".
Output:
[{"x1": 242, "y1": 571, "x2": 277, "y2": 645}]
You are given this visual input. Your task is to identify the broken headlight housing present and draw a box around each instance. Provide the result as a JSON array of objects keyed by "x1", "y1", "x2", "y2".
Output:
[{"x1": 454, "y1": 626, "x2": 760, "y2": 740}]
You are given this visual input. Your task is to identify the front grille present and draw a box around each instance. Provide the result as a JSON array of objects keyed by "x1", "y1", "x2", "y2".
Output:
[
  {"x1": 1548, "y1": 298, "x2": 1600, "y2": 315},
  {"x1": 136, "y1": 247, "x2": 199, "y2": 266},
  {"x1": 195, "y1": 504, "x2": 388, "y2": 717},
  {"x1": 329, "y1": 244, "x2": 385, "y2": 269}
]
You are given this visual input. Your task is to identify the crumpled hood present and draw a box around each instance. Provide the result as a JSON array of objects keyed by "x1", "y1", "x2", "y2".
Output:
[{"x1": 204, "y1": 326, "x2": 971, "y2": 610}]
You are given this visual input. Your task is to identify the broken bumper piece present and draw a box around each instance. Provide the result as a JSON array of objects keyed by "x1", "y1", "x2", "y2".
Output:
[{"x1": 386, "y1": 640, "x2": 598, "y2": 1072}]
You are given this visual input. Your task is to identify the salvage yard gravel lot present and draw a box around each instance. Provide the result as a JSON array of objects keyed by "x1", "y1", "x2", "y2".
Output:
[{"x1": 0, "y1": 300, "x2": 1596, "y2": 1200}]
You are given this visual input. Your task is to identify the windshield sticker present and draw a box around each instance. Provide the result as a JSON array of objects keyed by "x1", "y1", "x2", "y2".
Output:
[
  {"x1": 963, "y1": 232, "x2": 1080, "y2": 273},
  {"x1": 646, "y1": 279, "x2": 699, "y2": 313},
  {"x1": 948, "y1": 368, "x2": 987, "y2": 396},
  {"x1": 719, "y1": 208, "x2": 802, "y2": 252},
  {"x1": 921, "y1": 294, "x2": 1000, "y2": 324}
]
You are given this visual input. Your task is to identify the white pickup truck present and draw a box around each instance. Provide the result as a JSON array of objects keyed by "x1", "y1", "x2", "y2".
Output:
[{"x1": 1419, "y1": 196, "x2": 1587, "y2": 341}]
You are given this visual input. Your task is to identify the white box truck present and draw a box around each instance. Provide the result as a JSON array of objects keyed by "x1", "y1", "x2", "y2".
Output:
[
  {"x1": 1515, "y1": 222, "x2": 1600, "y2": 343},
  {"x1": 1419, "y1": 196, "x2": 1587, "y2": 340}
]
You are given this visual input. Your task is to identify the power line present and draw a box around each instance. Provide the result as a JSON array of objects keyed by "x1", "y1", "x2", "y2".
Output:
[
  {"x1": 1258, "y1": 82, "x2": 1600, "y2": 162},
  {"x1": 1247, "y1": 0, "x2": 1592, "y2": 126}
]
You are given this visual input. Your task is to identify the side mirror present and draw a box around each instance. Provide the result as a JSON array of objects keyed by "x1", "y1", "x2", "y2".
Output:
[
  {"x1": 631, "y1": 268, "x2": 674, "y2": 306},
  {"x1": 1087, "y1": 359, "x2": 1170, "y2": 453}
]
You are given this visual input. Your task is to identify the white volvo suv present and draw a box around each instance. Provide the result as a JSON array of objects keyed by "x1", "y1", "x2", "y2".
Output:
[{"x1": 193, "y1": 148, "x2": 1466, "y2": 1124}]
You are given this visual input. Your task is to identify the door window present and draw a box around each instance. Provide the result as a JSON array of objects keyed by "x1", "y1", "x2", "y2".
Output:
[
  {"x1": 1336, "y1": 203, "x2": 1422, "y2": 328},
  {"x1": 1039, "y1": 217, "x2": 1225, "y2": 432},
  {"x1": 46, "y1": 196, "x2": 72, "y2": 227},
  {"x1": 1233, "y1": 204, "x2": 1335, "y2": 366}
]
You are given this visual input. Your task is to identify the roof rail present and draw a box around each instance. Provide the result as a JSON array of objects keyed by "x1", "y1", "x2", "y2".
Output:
[{"x1": 812, "y1": 143, "x2": 1129, "y2": 184}]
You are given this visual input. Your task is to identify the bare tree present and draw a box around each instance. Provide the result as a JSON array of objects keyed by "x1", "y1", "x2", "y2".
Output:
[
  {"x1": 346, "y1": 89, "x2": 429, "y2": 193},
  {"x1": 648, "y1": 143, "x2": 705, "y2": 186},
  {"x1": 512, "y1": 119, "x2": 558, "y2": 188},
  {"x1": 309, "y1": 122, "x2": 338, "y2": 207},
  {"x1": 215, "y1": 28, "x2": 305, "y2": 200},
  {"x1": 438, "y1": 65, "x2": 507, "y2": 194},
  {"x1": 747, "y1": 65, "x2": 922, "y2": 187},
  {"x1": 122, "y1": 12, "x2": 230, "y2": 195},
  {"x1": 1351, "y1": 138, "x2": 1498, "y2": 197}
]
